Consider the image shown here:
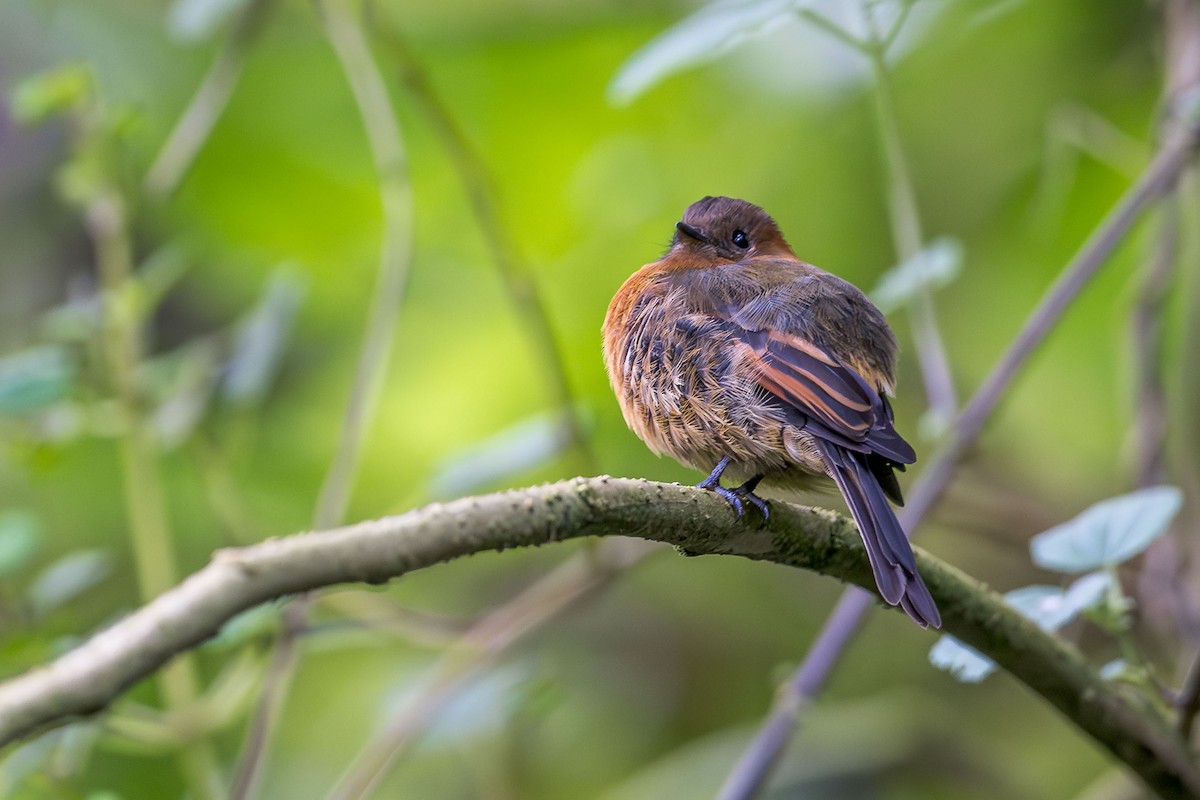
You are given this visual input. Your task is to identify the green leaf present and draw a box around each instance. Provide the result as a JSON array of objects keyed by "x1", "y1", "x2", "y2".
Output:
[
  {"x1": 608, "y1": 0, "x2": 801, "y2": 106},
  {"x1": 1030, "y1": 486, "x2": 1182, "y2": 573},
  {"x1": 0, "y1": 512, "x2": 40, "y2": 577},
  {"x1": 870, "y1": 236, "x2": 963, "y2": 313},
  {"x1": 0, "y1": 346, "x2": 74, "y2": 416},
  {"x1": 150, "y1": 341, "x2": 221, "y2": 448},
  {"x1": 10, "y1": 63, "x2": 93, "y2": 124}
]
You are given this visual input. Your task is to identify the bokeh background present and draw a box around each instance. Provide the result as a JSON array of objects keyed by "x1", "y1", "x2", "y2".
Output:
[{"x1": 0, "y1": 0, "x2": 1196, "y2": 798}]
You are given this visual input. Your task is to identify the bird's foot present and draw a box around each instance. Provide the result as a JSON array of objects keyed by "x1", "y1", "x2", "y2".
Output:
[
  {"x1": 695, "y1": 460, "x2": 769, "y2": 524},
  {"x1": 732, "y1": 477, "x2": 770, "y2": 522}
]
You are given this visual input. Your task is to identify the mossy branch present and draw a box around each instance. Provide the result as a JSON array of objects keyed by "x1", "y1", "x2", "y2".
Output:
[{"x1": 0, "y1": 477, "x2": 1195, "y2": 798}]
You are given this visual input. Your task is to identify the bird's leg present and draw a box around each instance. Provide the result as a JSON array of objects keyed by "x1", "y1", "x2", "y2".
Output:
[
  {"x1": 695, "y1": 456, "x2": 746, "y2": 517},
  {"x1": 732, "y1": 475, "x2": 770, "y2": 522}
]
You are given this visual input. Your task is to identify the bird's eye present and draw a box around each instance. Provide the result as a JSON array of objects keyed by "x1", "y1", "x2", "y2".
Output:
[{"x1": 731, "y1": 230, "x2": 749, "y2": 249}]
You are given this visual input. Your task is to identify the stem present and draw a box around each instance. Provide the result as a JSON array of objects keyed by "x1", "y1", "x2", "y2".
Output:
[
  {"x1": 388, "y1": 33, "x2": 594, "y2": 470},
  {"x1": 88, "y1": 190, "x2": 221, "y2": 799},
  {"x1": 310, "y1": 0, "x2": 413, "y2": 531},
  {"x1": 862, "y1": 7, "x2": 958, "y2": 421},
  {"x1": 1131, "y1": 199, "x2": 1177, "y2": 488},
  {"x1": 145, "y1": 0, "x2": 273, "y2": 197},
  {"x1": 230, "y1": 0, "x2": 414, "y2": 794}
]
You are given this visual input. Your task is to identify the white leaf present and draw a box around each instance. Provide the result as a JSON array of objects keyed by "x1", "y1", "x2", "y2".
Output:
[
  {"x1": 870, "y1": 236, "x2": 963, "y2": 313},
  {"x1": 929, "y1": 635, "x2": 996, "y2": 682},
  {"x1": 1030, "y1": 486, "x2": 1182, "y2": 573}
]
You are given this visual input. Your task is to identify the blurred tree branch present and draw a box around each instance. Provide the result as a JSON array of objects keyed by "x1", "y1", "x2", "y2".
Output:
[
  {"x1": 144, "y1": 0, "x2": 274, "y2": 197},
  {"x1": 0, "y1": 477, "x2": 1197, "y2": 798}
]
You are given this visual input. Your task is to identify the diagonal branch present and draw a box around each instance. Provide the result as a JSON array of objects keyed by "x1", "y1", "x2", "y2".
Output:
[{"x1": 0, "y1": 477, "x2": 1196, "y2": 798}]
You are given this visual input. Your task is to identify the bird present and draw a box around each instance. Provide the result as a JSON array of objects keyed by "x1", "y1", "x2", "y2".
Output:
[{"x1": 602, "y1": 196, "x2": 940, "y2": 628}]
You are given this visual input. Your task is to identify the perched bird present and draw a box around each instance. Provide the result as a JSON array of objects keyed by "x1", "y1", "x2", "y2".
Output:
[{"x1": 602, "y1": 196, "x2": 940, "y2": 628}]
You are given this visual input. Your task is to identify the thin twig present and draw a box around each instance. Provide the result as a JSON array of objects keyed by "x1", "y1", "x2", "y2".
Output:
[
  {"x1": 1177, "y1": 650, "x2": 1200, "y2": 738},
  {"x1": 0, "y1": 478, "x2": 1197, "y2": 799},
  {"x1": 862, "y1": 3, "x2": 958, "y2": 422},
  {"x1": 145, "y1": 0, "x2": 274, "y2": 197},
  {"x1": 387, "y1": 32, "x2": 595, "y2": 470},
  {"x1": 229, "y1": 0, "x2": 414, "y2": 795},
  {"x1": 309, "y1": 0, "x2": 413, "y2": 532},
  {"x1": 718, "y1": 103, "x2": 1200, "y2": 800},
  {"x1": 1132, "y1": 198, "x2": 1177, "y2": 488}
]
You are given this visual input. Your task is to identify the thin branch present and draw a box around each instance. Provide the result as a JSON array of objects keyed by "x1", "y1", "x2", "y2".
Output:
[
  {"x1": 230, "y1": 0, "x2": 414, "y2": 793},
  {"x1": 719, "y1": 100, "x2": 1200, "y2": 800},
  {"x1": 861, "y1": 4, "x2": 959, "y2": 423},
  {"x1": 387, "y1": 32, "x2": 595, "y2": 470},
  {"x1": 1131, "y1": 189, "x2": 1178, "y2": 489},
  {"x1": 1177, "y1": 649, "x2": 1200, "y2": 738},
  {"x1": 0, "y1": 478, "x2": 1196, "y2": 799},
  {"x1": 310, "y1": 0, "x2": 413, "y2": 531},
  {"x1": 145, "y1": 0, "x2": 274, "y2": 197}
]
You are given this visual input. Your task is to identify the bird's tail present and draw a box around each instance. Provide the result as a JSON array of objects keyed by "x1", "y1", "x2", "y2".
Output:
[{"x1": 813, "y1": 439, "x2": 941, "y2": 629}]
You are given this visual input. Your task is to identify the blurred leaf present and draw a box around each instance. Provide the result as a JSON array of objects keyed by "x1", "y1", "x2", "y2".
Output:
[
  {"x1": 1060, "y1": 571, "x2": 1112, "y2": 619},
  {"x1": 1030, "y1": 486, "x2": 1182, "y2": 573},
  {"x1": 929, "y1": 635, "x2": 995, "y2": 682},
  {"x1": 0, "y1": 728, "x2": 59, "y2": 796},
  {"x1": 204, "y1": 603, "x2": 281, "y2": 651},
  {"x1": 54, "y1": 152, "x2": 109, "y2": 208},
  {"x1": 608, "y1": 0, "x2": 801, "y2": 106},
  {"x1": 0, "y1": 346, "x2": 74, "y2": 416},
  {"x1": 0, "y1": 512, "x2": 40, "y2": 577},
  {"x1": 28, "y1": 550, "x2": 112, "y2": 616},
  {"x1": 136, "y1": 247, "x2": 190, "y2": 314},
  {"x1": 39, "y1": 297, "x2": 102, "y2": 344},
  {"x1": 10, "y1": 63, "x2": 92, "y2": 124},
  {"x1": 150, "y1": 340, "x2": 221, "y2": 448},
  {"x1": 429, "y1": 410, "x2": 575, "y2": 498},
  {"x1": 221, "y1": 266, "x2": 306, "y2": 405},
  {"x1": 932, "y1": 573, "x2": 1111, "y2": 683},
  {"x1": 420, "y1": 665, "x2": 531, "y2": 746},
  {"x1": 1005, "y1": 575, "x2": 1110, "y2": 632},
  {"x1": 870, "y1": 236, "x2": 963, "y2": 313},
  {"x1": 1100, "y1": 659, "x2": 1130, "y2": 681},
  {"x1": 168, "y1": 0, "x2": 251, "y2": 41}
]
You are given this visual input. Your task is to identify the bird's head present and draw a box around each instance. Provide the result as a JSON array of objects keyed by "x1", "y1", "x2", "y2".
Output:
[{"x1": 670, "y1": 196, "x2": 796, "y2": 263}]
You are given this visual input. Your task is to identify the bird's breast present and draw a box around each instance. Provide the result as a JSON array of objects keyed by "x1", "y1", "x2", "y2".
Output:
[{"x1": 602, "y1": 270, "x2": 798, "y2": 475}]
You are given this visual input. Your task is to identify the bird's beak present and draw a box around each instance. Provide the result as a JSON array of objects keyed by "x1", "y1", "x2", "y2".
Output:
[{"x1": 675, "y1": 221, "x2": 707, "y2": 242}]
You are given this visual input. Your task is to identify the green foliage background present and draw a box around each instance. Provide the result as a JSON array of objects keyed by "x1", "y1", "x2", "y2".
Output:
[{"x1": 0, "y1": 0, "x2": 1192, "y2": 798}]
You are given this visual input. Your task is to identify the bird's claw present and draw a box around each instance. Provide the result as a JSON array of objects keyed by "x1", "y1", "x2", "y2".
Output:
[
  {"x1": 697, "y1": 480, "x2": 770, "y2": 524},
  {"x1": 710, "y1": 485, "x2": 746, "y2": 517}
]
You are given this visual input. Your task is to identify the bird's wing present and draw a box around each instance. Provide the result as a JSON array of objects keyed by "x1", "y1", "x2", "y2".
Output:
[{"x1": 714, "y1": 318, "x2": 915, "y2": 466}]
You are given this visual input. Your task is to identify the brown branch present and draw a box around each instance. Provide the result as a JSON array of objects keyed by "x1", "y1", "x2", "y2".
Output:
[{"x1": 0, "y1": 477, "x2": 1196, "y2": 798}]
